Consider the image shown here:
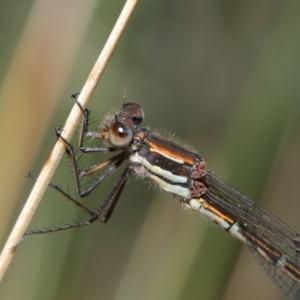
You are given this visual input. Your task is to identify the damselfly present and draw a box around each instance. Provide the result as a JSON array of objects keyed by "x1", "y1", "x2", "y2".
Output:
[{"x1": 26, "y1": 97, "x2": 300, "y2": 299}]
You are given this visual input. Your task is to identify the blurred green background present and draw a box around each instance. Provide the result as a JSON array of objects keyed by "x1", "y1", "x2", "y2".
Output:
[{"x1": 1, "y1": 1, "x2": 300, "y2": 300}]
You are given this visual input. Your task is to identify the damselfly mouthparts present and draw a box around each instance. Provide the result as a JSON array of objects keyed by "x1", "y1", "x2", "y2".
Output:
[{"x1": 26, "y1": 98, "x2": 300, "y2": 299}]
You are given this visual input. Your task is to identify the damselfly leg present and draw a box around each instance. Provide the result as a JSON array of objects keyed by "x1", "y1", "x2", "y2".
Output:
[{"x1": 24, "y1": 99, "x2": 134, "y2": 236}]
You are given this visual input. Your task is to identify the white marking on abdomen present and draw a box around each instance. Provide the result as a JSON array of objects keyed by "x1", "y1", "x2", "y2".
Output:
[
  {"x1": 228, "y1": 223, "x2": 247, "y2": 243},
  {"x1": 186, "y1": 199, "x2": 247, "y2": 244},
  {"x1": 130, "y1": 153, "x2": 188, "y2": 184},
  {"x1": 150, "y1": 174, "x2": 190, "y2": 198}
]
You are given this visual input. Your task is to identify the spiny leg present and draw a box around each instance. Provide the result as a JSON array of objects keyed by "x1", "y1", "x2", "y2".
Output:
[
  {"x1": 55, "y1": 95, "x2": 120, "y2": 197},
  {"x1": 89, "y1": 165, "x2": 132, "y2": 223},
  {"x1": 55, "y1": 127, "x2": 125, "y2": 198},
  {"x1": 23, "y1": 217, "x2": 95, "y2": 237},
  {"x1": 24, "y1": 172, "x2": 97, "y2": 238},
  {"x1": 24, "y1": 131, "x2": 126, "y2": 238},
  {"x1": 23, "y1": 219, "x2": 96, "y2": 238},
  {"x1": 27, "y1": 172, "x2": 94, "y2": 216},
  {"x1": 24, "y1": 165, "x2": 132, "y2": 237},
  {"x1": 77, "y1": 154, "x2": 125, "y2": 197},
  {"x1": 71, "y1": 93, "x2": 117, "y2": 153}
]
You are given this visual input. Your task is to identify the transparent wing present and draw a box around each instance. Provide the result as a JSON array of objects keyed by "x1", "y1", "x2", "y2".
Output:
[{"x1": 203, "y1": 171, "x2": 300, "y2": 300}]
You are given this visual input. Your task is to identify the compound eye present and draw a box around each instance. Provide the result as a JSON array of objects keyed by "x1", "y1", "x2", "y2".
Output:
[
  {"x1": 108, "y1": 122, "x2": 133, "y2": 147},
  {"x1": 122, "y1": 103, "x2": 144, "y2": 125}
]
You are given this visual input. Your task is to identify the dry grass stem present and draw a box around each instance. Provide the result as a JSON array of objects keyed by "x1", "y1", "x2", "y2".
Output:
[{"x1": 0, "y1": 0, "x2": 139, "y2": 282}]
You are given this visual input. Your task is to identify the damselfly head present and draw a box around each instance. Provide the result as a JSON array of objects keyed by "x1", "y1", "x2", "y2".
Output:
[{"x1": 100, "y1": 103, "x2": 145, "y2": 148}]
